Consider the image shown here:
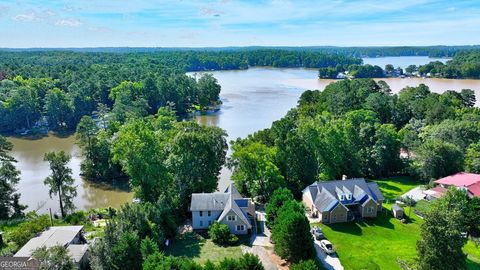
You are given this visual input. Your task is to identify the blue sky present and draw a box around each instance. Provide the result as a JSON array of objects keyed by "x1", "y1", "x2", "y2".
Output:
[{"x1": 0, "y1": 0, "x2": 479, "y2": 48}]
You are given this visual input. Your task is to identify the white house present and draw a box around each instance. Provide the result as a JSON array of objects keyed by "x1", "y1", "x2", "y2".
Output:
[{"x1": 190, "y1": 184, "x2": 254, "y2": 235}]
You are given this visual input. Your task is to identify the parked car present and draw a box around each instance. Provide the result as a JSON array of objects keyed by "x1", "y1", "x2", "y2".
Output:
[
  {"x1": 311, "y1": 226, "x2": 324, "y2": 240},
  {"x1": 319, "y1": 240, "x2": 335, "y2": 255}
]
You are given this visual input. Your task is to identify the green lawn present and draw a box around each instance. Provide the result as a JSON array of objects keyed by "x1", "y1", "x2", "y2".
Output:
[
  {"x1": 311, "y1": 177, "x2": 480, "y2": 270},
  {"x1": 373, "y1": 176, "x2": 420, "y2": 203},
  {"x1": 165, "y1": 232, "x2": 246, "y2": 264}
]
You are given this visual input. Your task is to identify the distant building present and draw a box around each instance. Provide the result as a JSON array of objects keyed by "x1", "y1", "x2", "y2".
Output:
[
  {"x1": 302, "y1": 178, "x2": 384, "y2": 223},
  {"x1": 190, "y1": 184, "x2": 254, "y2": 235},
  {"x1": 425, "y1": 172, "x2": 480, "y2": 199},
  {"x1": 336, "y1": 72, "x2": 346, "y2": 79},
  {"x1": 15, "y1": 226, "x2": 89, "y2": 269}
]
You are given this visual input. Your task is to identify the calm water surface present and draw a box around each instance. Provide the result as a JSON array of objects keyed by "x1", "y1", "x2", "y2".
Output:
[{"x1": 10, "y1": 57, "x2": 479, "y2": 212}]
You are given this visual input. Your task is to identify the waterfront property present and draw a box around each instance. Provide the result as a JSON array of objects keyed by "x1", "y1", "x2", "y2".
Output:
[
  {"x1": 190, "y1": 184, "x2": 254, "y2": 234},
  {"x1": 302, "y1": 178, "x2": 385, "y2": 223},
  {"x1": 14, "y1": 225, "x2": 89, "y2": 269}
]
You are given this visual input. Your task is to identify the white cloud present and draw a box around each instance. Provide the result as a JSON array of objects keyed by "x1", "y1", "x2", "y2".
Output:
[
  {"x1": 55, "y1": 18, "x2": 83, "y2": 27},
  {"x1": 11, "y1": 12, "x2": 42, "y2": 22}
]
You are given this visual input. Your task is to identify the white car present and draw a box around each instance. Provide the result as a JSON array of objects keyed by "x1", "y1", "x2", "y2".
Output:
[{"x1": 319, "y1": 240, "x2": 335, "y2": 255}]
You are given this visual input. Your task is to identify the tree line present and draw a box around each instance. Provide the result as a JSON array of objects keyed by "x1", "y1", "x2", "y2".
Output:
[
  {"x1": 228, "y1": 79, "x2": 479, "y2": 201},
  {"x1": 5, "y1": 45, "x2": 478, "y2": 57},
  {"x1": 414, "y1": 50, "x2": 480, "y2": 79}
]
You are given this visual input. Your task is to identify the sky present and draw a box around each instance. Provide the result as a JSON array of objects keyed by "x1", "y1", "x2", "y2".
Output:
[{"x1": 0, "y1": 0, "x2": 479, "y2": 48}]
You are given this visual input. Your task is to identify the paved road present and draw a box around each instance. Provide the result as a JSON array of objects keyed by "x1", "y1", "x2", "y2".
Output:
[{"x1": 314, "y1": 239, "x2": 344, "y2": 270}]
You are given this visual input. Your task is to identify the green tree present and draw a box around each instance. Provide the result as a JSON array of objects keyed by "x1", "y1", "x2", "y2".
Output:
[
  {"x1": 271, "y1": 200, "x2": 315, "y2": 263},
  {"x1": 93, "y1": 103, "x2": 110, "y2": 129},
  {"x1": 167, "y1": 122, "x2": 227, "y2": 210},
  {"x1": 197, "y1": 73, "x2": 221, "y2": 109},
  {"x1": 413, "y1": 140, "x2": 464, "y2": 182},
  {"x1": 229, "y1": 141, "x2": 285, "y2": 201},
  {"x1": 43, "y1": 151, "x2": 77, "y2": 217},
  {"x1": 33, "y1": 245, "x2": 76, "y2": 270},
  {"x1": 90, "y1": 201, "x2": 177, "y2": 270},
  {"x1": 208, "y1": 221, "x2": 238, "y2": 246},
  {"x1": 237, "y1": 253, "x2": 264, "y2": 270},
  {"x1": 76, "y1": 116, "x2": 99, "y2": 162},
  {"x1": 465, "y1": 142, "x2": 480, "y2": 173},
  {"x1": 291, "y1": 260, "x2": 321, "y2": 270},
  {"x1": 112, "y1": 119, "x2": 172, "y2": 203},
  {"x1": 265, "y1": 188, "x2": 294, "y2": 228},
  {"x1": 109, "y1": 81, "x2": 149, "y2": 123},
  {"x1": 416, "y1": 188, "x2": 471, "y2": 270},
  {"x1": 405, "y1": 65, "x2": 417, "y2": 74},
  {"x1": 0, "y1": 135, "x2": 25, "y2": 219},
  {"x1": 44, "y1": 88, "x2": 74, "y2": 130},
  {"x1": 7, "y1": 86, "x2": 41, "y2": 130}
]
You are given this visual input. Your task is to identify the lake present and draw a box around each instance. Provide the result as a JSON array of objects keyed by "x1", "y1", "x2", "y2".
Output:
[{"x1": 9, "y1": 57, "x2": 479, "y2": 213}]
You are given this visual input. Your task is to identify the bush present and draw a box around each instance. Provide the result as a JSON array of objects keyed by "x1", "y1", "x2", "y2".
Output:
[
  {"x1": 33, "y1": 246, "x2": 75, "y2": 270},
  {"x1": 291, "y1": 259, "x2": 321, "y2": 270},
  {"x1": 9, "y1": 215, "x2": 50, "y2": 247},
  {"x1": 208, "y1": 222, "x2": 238, "y2": 246},
  {"x1": 238, "y1": 253, "x2": 264, "y2": 270},
  {"x1": 65, "y1": 210, "x2": 88, "y2": 225}
]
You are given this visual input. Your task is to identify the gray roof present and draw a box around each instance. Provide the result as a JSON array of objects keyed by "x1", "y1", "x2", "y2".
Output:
[
  {"x1": 190, "y1": 193, "x2": 229, "y2": 211},
  {"x1": 391, "y1": 204, "x2": 404, "y2": 212},
  {"x1": 15, "y1": 226, "x2": 84, "y2": 259},
  {"x1": 190, "y1": 184, "x2": 252, "y2": 228},
  {"x1": 218, "y1": 195, "x2": 252, "y2": 229},
  {"x1": 66, "y1": 244, "x2": 88, "y2": 263},
  {"x1": 190, "y1": 183, "x2": 243, "y2": 211},
  {"x1": 304, "y1": 178, "x2": 385, "y2": 212}
]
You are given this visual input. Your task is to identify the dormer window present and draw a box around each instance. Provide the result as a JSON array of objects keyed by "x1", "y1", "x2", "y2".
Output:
[
  {"x1": 340, "y1": 195, "x2": 345, "y2": 201},
  {"x1": 346, "y1": 194, "x2": 352, "y2": 200}
]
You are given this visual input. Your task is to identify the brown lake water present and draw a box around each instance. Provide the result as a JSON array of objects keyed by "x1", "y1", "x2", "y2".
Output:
[{"x1": 9, "y1": 59, "x2": 479, "y2": 213}]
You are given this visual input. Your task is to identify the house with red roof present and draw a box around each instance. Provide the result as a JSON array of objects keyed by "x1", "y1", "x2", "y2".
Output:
[{"x1": 425, "y1": 172, "x2": 480, "y2": 199}]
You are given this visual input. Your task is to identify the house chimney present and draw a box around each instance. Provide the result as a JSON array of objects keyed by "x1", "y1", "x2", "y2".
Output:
[{"x1": 342, "y1": 175, "x2": 347, "y2": 180}]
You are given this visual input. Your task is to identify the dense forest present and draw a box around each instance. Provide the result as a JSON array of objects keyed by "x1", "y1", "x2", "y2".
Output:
[
  {"x1": 415, "y1": 50, "x2": 480, "y2": 79},
  {"x1": 4, "y1": 45, "x2": 479, "y2": 57},
  {"x1": 228, "y1": 79, "x2": 480, "y2": 199},
  {"x1": 320, "y1": 49, "x2": 480, "y2": 79},
  {"x1": 0, "y1": 50, "x2": 361, "y2": 134}
]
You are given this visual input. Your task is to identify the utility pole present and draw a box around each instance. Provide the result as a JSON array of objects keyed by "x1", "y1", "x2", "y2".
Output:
[{"x1": 49, "y1": 208, "x2": 54, "y2": 226}]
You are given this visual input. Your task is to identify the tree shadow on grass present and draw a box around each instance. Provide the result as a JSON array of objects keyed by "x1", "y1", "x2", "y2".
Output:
[
  {"x1": 325, "y1": 214, "x2": 396, "y2": 236},
  {"x1": 165, "y1": 232, "x2": 203, "y2": 259},
  {"x1": 357, "y1": 215, "x2": 395, "y2": 230},
  {"x1": 325, "y1": 222, "x2": 363, "y2": 236}
]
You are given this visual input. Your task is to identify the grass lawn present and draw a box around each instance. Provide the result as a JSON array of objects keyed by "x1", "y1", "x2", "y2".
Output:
[
  {"x1": 165, "y1": 232, "x2": 247, "y2": 265},
  {"x1": 311, "y1": 177, "x2": 480, "y2": 270}
]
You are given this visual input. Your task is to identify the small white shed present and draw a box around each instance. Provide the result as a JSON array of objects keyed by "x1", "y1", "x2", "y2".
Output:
[{"x1": 391, "y1": 204, "x2": 404, "y2": 219}]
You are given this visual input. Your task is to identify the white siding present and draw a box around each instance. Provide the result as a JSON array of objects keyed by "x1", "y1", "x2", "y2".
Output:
[{"x1": 191, "y1": 210, "x2": 223, "y2": 229}]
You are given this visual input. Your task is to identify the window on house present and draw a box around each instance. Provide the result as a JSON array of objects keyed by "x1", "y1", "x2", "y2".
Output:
[
  {"x1": 200, "y1": 221, "x2": 203, "y2": 226},
  {"x1": 199, "y1": 211, "x2": 203, "y2": 217},
  {"x1": 236, "y1": 225, "x2": 245, "y2": 231},
  {"x1": 227, "y1": 215, "x2": 236, "y2": 221},
  {"x1": 208, "y1": 211, "x2": 211, "y2": 216},
  {"x1": 332, "y1": 214, "x2": 337, "y2": 221},
  {"x1": 346, "y1": 194, "x2": 352, "y2": 200},
  {"x1": 208, "y1": 221, "x2": 212, "y2": 226},
  {"x1": 367, "y1": 207, "x2": 374, "y2": 213}
]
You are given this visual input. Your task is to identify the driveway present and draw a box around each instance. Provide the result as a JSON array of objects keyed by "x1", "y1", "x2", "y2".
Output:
[
  {"x1": 243, "y1": 209, "x2": 279, "y2": 270},
  {"x1": 401, "y1": 186, "x2": 425, "y2": 201},
  {"x1": 314, "y1": 239, "x2": 344, "y2": 270}
]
